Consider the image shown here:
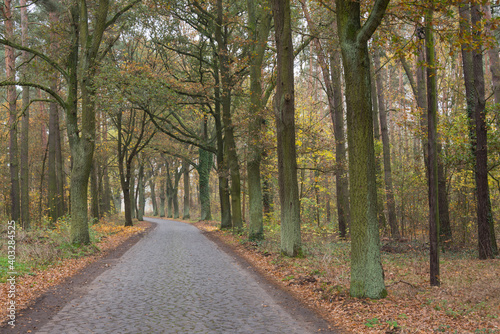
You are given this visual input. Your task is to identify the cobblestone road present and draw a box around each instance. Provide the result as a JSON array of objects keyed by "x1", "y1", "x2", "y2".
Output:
[{"x1": 36, "y1": 218, "x2": 329, "y2": 334}]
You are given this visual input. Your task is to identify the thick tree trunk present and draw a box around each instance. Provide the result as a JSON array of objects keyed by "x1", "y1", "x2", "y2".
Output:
[
  {"x1": 246, "y1": 0, "x2": 271, "y2": 240},
  {"x1": 90, "y1": 161, "x2": 100, "y2": 221},
  {"x1": 484, "y1": 5, "x2": 499, "y2": 256},
  {"x1": 137, "y1": 163, "x2": 145, "y2": 221},
  {"x1": 173, "y1": 185, "x2": 179, "y2": 219},
  {"x1": 426, "y1": 8, "x2": 440, "y2": 286},
  {"x1": 102, "y1": 119, "x2": 112, "y2": 215},
  {"x1": 183, "y1": 159, "x2": 190, "y2": 219},
  {"x1": 336, "y1": 0, "x2": 388, "y2": 298},
  {"x1": 216, "y1": 0, "x2": 242, "y2": 231},
  {"x1": 48, "y1": 102, "x2": 58, "y2": 224},
  {"x1": 373, "y1": 51, "x2": 400, "y2": 239},
  {"x1": 214, "y1": 104, "x2": 231, "y2": 227},
  {"x1": 55, "y1": 110, "x2": 66, "y2": 217},
  {"x1": 471, "y1": 5, "x2": 494, "y2": 259},
  {"x1": 150, "y1": 176, "x2": 158, "y2": 216},
  {"x1": 272, "y1": 0, "x2": 302, "y2": 257},
  {"x1": 262, "y1": 175, "x2": 273, "y2": 216},
  {"x1": 20, "y1": 0, "x2": 30, "y2": 228},
  {"x1": 5, "y1": 0, "x2": 20, "y2": 223},
  {"x1": 460, "y1": 4, "x2": 494, "y2": 259},
  {"x1": 198, "y1": 148, "x2": 212, "y2": 220},
  {"x1": 159, "y1": 170, "x2": 166, "y2": 217}
]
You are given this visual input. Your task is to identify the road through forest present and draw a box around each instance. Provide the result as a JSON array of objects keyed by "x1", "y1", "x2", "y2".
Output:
[{"x1": 33, "y1": 218, "x2": 336, "y2": 334}]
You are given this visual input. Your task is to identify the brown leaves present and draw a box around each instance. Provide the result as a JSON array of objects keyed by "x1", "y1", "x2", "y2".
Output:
[{"x1": 193, "y1": 221, "x2": 500, "y2": 333}]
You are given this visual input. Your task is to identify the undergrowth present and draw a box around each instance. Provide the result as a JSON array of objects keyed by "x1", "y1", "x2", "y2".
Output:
[{"x1": 0, "y1": 214, "x2": 132, "y2": 283}]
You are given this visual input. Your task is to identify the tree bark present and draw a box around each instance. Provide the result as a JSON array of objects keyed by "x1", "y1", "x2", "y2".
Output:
[
  {"x1": 198, "y1": 148, "x2": 212, "y2": 220},
  {"x1": 20, "y1": 0, "x2": 30, "y2": 228},
  {"x1": 459, "y1": 3, "x2": 494, "y2": 259},
  {"x1": 48, "y1": 102, "x2": 58, "y2": 224},
  {"x1": 216, "y1": 0, "x2": 242, "y2": 231},
  {"x1": 5, "y1": 0, "x2": 20, "y2": 223},
  {"x1": 159, "y1": 165, "x2": 166, "y2": 217},
  {"x1": 426, "y1": 7, "x2": 440, "y2": 286},
  {"x1": 183, "y1": 159, "x2": 190, "y2": 219},
  {"x1": 335, "y1": 0, "x2": 389, "y2": 298},
  {"x1": 150, "y1": 175, "x2": 158, "y2": 216},
  {"x1": 471, "y1": 5, "x2": 494, "y2": 259},
  {"x1": 272, "y1": 0, "x2": 302, "y2": 257},
  {"x1": 137, "y1": 163, "x2": 145, "y2": 221},
  {"x1": 246, "y1": 0, "x2": 271, "y2": 240}
]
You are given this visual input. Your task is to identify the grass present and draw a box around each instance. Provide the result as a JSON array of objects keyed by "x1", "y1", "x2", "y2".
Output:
[{"x1": 0, "y1": 214, "x2": 135, "y2": 283}]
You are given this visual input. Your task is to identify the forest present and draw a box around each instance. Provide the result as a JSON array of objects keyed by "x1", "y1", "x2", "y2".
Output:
[{"x1": 0, "y1": 0, "x2": 500, "y2": 331}]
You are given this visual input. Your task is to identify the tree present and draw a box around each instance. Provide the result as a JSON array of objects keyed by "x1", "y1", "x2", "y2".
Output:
[
  {"x1": 272, "y1": 0, "x2": 302, "y2": 257},
  {"x1": 335, "y1": 0, "x2": 389, "y2": 298},
  {"x1": 20, "y1": 0, "x2": 30, "y2": 228},
  {"x1": 3, "y1": 0, "x2": 20, "y2": 223},
  {"x1": 1, "y1": 0, "x2": 140, "y2": 243},
  {"x1": 459, "y1": 3, "x2": 494, "y2": 259},
  {"x1": 426, "y1": 6, "x2": 440, "y2": 286},
  {"x1": 182, "y1": 158, "x2": 191, "y2": 219},
  {"x1": 246, "y1": 0, "x2": 272, "y2": 240}
]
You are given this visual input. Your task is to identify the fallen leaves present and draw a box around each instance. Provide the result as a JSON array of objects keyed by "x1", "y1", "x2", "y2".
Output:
[
  {"x1": 0, "y1": 219, "x2": 149, "y2": 326},
  {"x1": 193, "y1": 221, "x2": 500, "y2": 334}
]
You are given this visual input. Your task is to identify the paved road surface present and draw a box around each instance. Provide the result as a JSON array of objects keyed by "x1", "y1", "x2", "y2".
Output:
[{"x1": 36, "y1": 218, "x2": 332, "y2": 334}]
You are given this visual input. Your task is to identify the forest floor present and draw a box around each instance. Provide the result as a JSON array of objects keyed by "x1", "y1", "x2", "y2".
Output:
[
  {"x1": 0, "y1": 215, "x2": 151, "y2": 329},
  {"x1": 190, "y1": 220, "x2": 500, "y2": 334}
]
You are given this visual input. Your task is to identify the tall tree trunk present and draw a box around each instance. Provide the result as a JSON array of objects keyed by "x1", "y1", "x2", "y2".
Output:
[
  {"x1": 55, "y1": 109, "x2": 65, "y2": 217},
  {"x1": 173, "y1": 184, "x2": 179, "y2": 219},
  {"x1": 246, "y1": 0, "x2": 271, "y2": 240},
  {"x1": 262, "y1": 174, "x2": 273, "y2": 216},
  {"x1": 272, "y1": 0, "x2": 302, "y2": 257},
  {"x1": 129, "y1": 163, "x2": 136, "y2": 223},
  {"x1": 20, "y1": 0, "x2": 30, "y2": 228},
  {"x1": 90, "y1": 160, "x2": 100, "y2": 221},
  {"x1": 102, "y1": 117, "x2": 112, "y2": 215},
  {"x1": 159, "y1": 167, "x2": 166, "y2": 217},
  {"x1": 48, "y1": 103, "x2": 58, "y2": 224},
  {"x1": 137, "y1": 163, "x2": 145, "y2": 221},
  {"x1": 373, "y1": 51, "x2": 400, "y2": 239},
  {"x1": 214, "y1": 98, "x2": 231, "y2": 227},
  {"x1": 198, "y1": 148, "x2": 212, "y2": 220},
  {"x1": 426, "y1": 7, "x2": 440, "y2": 286},
  {"x1": 5, "y1": 0, "x2": 20, "y2": 223},
  {"x1": 150, "y1": 173, "x2": 158, "y2": 216},
  {"x1": 460, "y1": 3, "x2": 494, "y2": 259},
  {"x1": 483, "y1": 5, "x2": 499, "y2": 256},
  {"x1": 183, "y1": 159, "x2": 191, "y2": 219},
  {"x1": 471, "y1": 5, "x2": 494, "y2": 259},
  {"x1": 216, "y1": 0, "x2": 242, "y2": 231},
  {"x1": 335, "y1": 0, "x2": 389, "y2": 298},
  {"x1": 166, "y1": 163, "x2": 173, "y2": 218}
]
